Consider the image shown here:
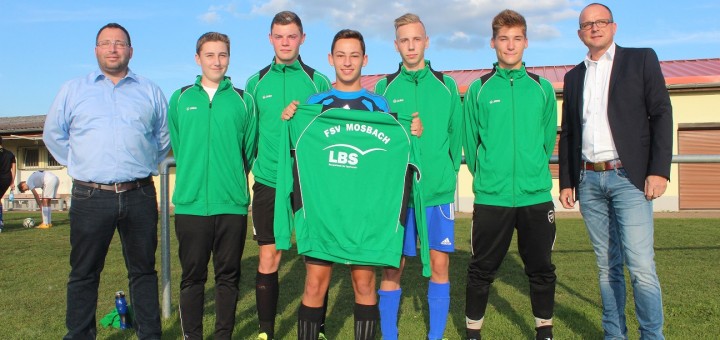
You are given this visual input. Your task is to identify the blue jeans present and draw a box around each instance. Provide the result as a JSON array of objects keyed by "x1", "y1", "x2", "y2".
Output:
[
  {"x1": 578, "y1": 168, "x2": 664, "y2": 340},
  {"x1": 64, "y1": 183, "x2": 161, "y2": 340}
]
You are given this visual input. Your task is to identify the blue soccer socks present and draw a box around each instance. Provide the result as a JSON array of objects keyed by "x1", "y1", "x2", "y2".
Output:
[
  {"x1": 428, "y1": 281, "x2": 450, "y2": 339},
  {"x1": 378, "y1": 288, "x2": 402, "y2": 340}
]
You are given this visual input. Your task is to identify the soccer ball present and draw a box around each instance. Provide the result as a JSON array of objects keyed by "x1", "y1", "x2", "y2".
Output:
[{"x1": 23, "y1": 218, "x2": 35, "y2": 228}]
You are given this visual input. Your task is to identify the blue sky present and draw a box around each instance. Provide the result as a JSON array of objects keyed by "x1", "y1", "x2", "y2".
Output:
[{"x1": 1, "y1": 0, "x2": 718, "y2": 117}]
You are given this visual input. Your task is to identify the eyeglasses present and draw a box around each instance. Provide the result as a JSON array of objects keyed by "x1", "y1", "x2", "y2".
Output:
[
  {"x1": 96, "y1": 40, "x2": 130, "y2": 48},
  {"x1": 579, "y1": 19, "x2": 613, "y2": 31}
]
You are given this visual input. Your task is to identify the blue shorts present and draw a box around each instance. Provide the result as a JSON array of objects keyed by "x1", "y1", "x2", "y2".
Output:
[{"x1": 402, "y1": 203, "x2": 455, "y2": 256}]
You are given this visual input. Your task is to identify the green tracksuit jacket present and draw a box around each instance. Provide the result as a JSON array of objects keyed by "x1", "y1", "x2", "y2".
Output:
[
  {"x1": 246, "y1": 57, "x2": 331, "y2": 187},
  {"x1": 168, "y1": 76, "x2": 257, "y2": 215},
  {"x1": 463, "y1": 63, "x2": 557, "y2": 207},
  {"x1": 374, "y1": 61, "x2": 463, "y2": 206}
]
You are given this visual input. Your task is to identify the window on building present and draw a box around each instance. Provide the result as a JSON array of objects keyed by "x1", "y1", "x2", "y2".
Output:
[
  {"x1": 23, "y1": 148, "x2": 39, "y2": 168},
  {"x1": 18, "y1": 147, "x2": 63, "y2": 169},
  {"x1": 47, "y1": 152, "x2": 60, "y2": 167}
]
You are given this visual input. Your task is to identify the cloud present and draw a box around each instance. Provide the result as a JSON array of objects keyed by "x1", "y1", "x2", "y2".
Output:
[
  {"x1": 244, "y1": 0, "x2": 580, "y2": 50},
  {"x1": 2, "y1": 3, "x2": 163, "y2": 23},
  {"x1": 197, "y1": 3, "x2": 246, "y2": 24},
  {"x1": 199, "y1": 11, "x2": 222, "y2": 24}
]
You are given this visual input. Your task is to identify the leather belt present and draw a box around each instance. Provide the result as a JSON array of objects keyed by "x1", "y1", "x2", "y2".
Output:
[
  {"x1": 74, "y1": 177, "x2": 153, "y2": 193},
  {"x1": 584, "y1": 160, "x2": 623, "y2": 171}
]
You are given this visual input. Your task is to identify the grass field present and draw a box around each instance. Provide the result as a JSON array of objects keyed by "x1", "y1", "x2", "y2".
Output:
[{"x1": 0, "y1": 211, "x2": 718, "y2": 339}]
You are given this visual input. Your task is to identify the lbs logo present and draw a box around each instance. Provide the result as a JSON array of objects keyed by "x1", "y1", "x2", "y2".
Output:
[{"x1": 324, "y1": 144, "x2": 385, "y2": 168}]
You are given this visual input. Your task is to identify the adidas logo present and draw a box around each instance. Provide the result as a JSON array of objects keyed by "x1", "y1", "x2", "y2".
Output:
[{"x1": 441, "y1": 238, "x2": 452, "y2": 246}]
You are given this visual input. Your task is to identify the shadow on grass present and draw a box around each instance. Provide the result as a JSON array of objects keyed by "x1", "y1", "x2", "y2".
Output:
[{"x1": 395, "y1": 246, "x2": 604, "y2": 338}]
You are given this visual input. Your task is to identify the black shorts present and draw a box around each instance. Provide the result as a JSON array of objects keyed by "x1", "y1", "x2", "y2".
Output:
[
  {"x1": 304, "y1": 256, "x2": 334, "y2": 266},
  {"x1": 0, "y1": 177, "x2": 11, "y2": 196},
  {"x1": 251, "y1": 181, "x2": 276, "y2": 245}
]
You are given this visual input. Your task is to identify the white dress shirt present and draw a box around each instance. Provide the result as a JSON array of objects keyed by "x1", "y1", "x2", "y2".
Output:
[{"x1": 582, "y1": 43, "x2": 619, "y2": 163}]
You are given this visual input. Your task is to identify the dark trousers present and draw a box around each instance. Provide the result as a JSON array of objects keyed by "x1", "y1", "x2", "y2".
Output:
[
  {"x1": 465, "y1": 202, "x2": 557, "y2": 320},
  {"x1": 175, "y1": 214, "x2": 248, "y2": 340},
  {"x1": 64, "y1": 183, "x2": 161, "y2": 340}
]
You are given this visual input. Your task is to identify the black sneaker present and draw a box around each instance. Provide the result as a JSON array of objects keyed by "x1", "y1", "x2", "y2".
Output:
[
  {"x1": 536, "y1": 325, "x2": 553, "y2": 340},
  {"x1": 466, "y1": 329, "x2": 481, "y2": 340}
]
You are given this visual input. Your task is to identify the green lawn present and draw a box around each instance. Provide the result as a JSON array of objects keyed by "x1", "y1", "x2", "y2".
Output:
[{"x1": 0, "y1": 211, "x2": 718, "y2": 339}]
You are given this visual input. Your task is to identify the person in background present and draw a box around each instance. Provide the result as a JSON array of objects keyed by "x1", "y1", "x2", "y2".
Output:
[
  {"x1": 18, "y1": 170, "x2": 60, "y2": 229},
  {"x1": 44, "y1": 22, "x2": 169, "y2": 339},
  {"x1": 0, "y1": 135, "x2": 16, "y2": 231}
]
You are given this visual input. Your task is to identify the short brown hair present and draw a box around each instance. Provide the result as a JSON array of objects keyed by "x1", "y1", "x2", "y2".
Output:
[
  {"x1": 394, "y1": 13, "x2": 425, "y2": 31},
  {"x1": 195, "y1": 32, "x2": 230, "y2": 55},
  {"x1": 271, "y1": 11, "x2": 303, "y2": 34},
  {"x1": 492, "y1": 9, "x2": 527, "y2": 38},
  {"x1": 18, "y1": 181, "x2": 28, "y2": 193},
  {"x1": 331, "y1": 29, "x2": 365, "y2": 54}
]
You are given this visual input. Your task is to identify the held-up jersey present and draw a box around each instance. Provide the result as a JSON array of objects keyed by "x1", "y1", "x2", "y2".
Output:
[{"x1": 274, "y1": 104, "x2": 430, "y2": 276}]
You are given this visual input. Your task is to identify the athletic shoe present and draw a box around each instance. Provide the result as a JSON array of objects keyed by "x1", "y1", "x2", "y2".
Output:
[
  {"x1": 466, "y1": 329, "x2": 482, "y2": 340},
  {"x1": 257, "y1": 332, "x2": 269, "y2": 340},
  {"x1": 535, "y1": 325, "x2": 553, "y2": 340},
  {"x1": 37, "y1": 223, "x2": 52, "y2": 229}
]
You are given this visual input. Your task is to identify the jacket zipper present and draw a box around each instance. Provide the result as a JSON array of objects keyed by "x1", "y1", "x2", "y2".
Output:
[
  {"x1": 206, "y1": 90, "x2": 212, "y2": 215},
  {"x1": 510, "y1": 77, "x2": 516, "y2": 206}
]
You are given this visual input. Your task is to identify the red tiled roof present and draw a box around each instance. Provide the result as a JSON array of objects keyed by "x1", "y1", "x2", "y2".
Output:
[{"x1": 361, "y1": 58, "x2": 720, "y2": 94}]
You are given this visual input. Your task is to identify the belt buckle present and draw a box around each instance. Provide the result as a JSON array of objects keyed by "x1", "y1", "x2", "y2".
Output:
[
  {"x1": 593, "y1": 162, "x2": 606, "y2": 171},
  {"x1": 114, "y1": 183, "x2": 127, "y2": 193}
]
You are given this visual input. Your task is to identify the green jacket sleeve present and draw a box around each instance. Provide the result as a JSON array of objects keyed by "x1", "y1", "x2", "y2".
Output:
[
  {"x1": 243, "y1": 92, "x2": 258, "y2": 172},
  {"x1": 446, "y1": 76, "x2": 463, "y2": 173},
  {"x1": 462, "y1": 81, "x2": 481, "y2": 176},
  {"x1": 542, "y1": 80, "x2": 558, "y2": 159},
  {"x1": 167, "y1": 90, "x2": 181, "y2": 160},
  {"x1": 314, "y1": 72, "x2": 333, "y2": 93},
  {"x1": 273, "y1": 119, "x2": 294, "y2": 250},
  {"x1": 373, "y1": 78, "x2": 387, "y2": 96},
  {"x1": 409, "y1": 134, "x2": 431, "y2": 278}
]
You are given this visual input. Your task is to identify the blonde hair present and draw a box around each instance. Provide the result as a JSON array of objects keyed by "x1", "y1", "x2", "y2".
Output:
[{"x1": 394, "y1": 13, "x2": 425, "y2": 31}]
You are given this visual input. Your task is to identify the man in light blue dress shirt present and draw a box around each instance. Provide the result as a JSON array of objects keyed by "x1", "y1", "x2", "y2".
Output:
[{"x1": 43, "y1": 23, "x2": 169, "y2": 340}]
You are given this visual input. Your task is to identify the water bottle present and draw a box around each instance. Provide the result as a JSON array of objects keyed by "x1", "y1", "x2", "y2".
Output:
[
  {"x1": 8, "y1": 191, "x2": 13, "y2": 202},
  {"x1": 115, "y1": 291, "x2": 130, "y2": 330}
]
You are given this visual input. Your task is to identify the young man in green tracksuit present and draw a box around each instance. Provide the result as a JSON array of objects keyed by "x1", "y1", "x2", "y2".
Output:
[
  {"x1": 462, "y1": 10, "x2": 557, "y2": 340},
  {"x1": 245, "y1": 11, "x2": 332, "y2": 340},
  {"x1": 373, "y1": 13, "x2": 462, "y2": 340},
  {"x1": 168, "y1": 32, "x2": 257, "y2": 339}
]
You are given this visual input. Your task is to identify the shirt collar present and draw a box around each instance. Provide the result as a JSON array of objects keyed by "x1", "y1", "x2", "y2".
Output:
[
  {"x1": 270, "y1": 56, "x2": 303, "y2": 73},
  {"x1": 92, "y1": 68, "x2": 137, "y2": 83},
  {"x1": 493, "y1": 62, "x2": 527, "y2": 79},
  {"x1": 400, "y1": 60, "x2": 431, "y2": 80},
  {"x1": 584, "y1": 43, "x2": 616, "y2": 66},
  {"x1": 193, "y1": 75, "x2": 232, "y2": 90}
]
